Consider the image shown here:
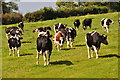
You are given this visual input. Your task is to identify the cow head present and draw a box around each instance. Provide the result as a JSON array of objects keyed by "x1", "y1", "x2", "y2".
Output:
[
  {"x1": 10, "y1": 29, "x2": 23, "y2": 37},
  {"x1": 108, "y1": 19, "x2": 114, "y2": 24},
  {"x1": 83, "y1": 26, "x2": 86, "y2": 30},
  {"x1": 33, "y1": 29, "x2": 40, "y2": 33},
  {"x1": 100, "y1": 34, "x2": 108, "y2": 45},
  {"x1": 15, "y1": 29, "x2": 23, "y2": 37},
  {"x1": 64, "y1": 24, "x2": 67, "y2": 27},
  {"x1": 46, "y1": 27, "x2": 52, "y2": 30},
  {"x1": 118, "y1": 18, "x2": 120, "y2": 24}
]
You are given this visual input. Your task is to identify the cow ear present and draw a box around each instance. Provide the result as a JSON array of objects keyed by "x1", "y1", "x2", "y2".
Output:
[
  {"x1": 10, "y1": 29, "x2": 13, "y2": 32},
  {"x1": 102, "y1": 34, "x2": 107, "y2": 39}
]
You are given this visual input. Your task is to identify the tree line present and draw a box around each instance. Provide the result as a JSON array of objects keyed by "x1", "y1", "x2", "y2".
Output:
[{"x1": 1, "y1": 1, "x2": 120, "y2": 25}]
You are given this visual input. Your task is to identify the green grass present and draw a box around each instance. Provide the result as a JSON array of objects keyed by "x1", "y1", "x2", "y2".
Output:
[{"x1": 2, "y1": 12, "x2": 119, "y2": 78}]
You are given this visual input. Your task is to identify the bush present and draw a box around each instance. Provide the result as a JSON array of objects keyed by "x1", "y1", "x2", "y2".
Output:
[
  {"x1": 24, "y1": 7, "x2": 56, "y2": 22},
  {"x1": 1, "y1": 13, "x2": 23, "y2": 25},
  {"x1": 23, "y1": 6, "x2": 109, "y2": 22}
]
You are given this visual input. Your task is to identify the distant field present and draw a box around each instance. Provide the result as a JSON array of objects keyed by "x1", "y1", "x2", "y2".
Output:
[{"x1": 2, "y1": 12, "x2": 119, "y2": 78}]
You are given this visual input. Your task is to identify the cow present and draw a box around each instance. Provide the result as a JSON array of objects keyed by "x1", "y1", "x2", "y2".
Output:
[
  {"x1": 18, "y1": 21, "x2": 24, "y2": 32},
  {"x1": 8, "y1": 36, "x2": 22, "y2": 57},
  {"x1": 74, "y1": 19, "x2": 80, "y2": 30},
  {"x1": 33, "y1": 27, "x2": 52, "y2": 37},
  {"x1": 86, "y1": 31, "x2": 108, "y2": 59},
  {"x1": 101, "y1": 18, "x2": 114, "y2": 33},
  {"x1": 5, "y1": 27, "x2": 23, "y2": 39},
  {"x1": 54, "y1": 23, "x2": 67, "y2": 33},
  {"x1": 36, "y1": 32, "x2": 52, "y2": 66},
  {"x1": 33, "y1": 26, "x2": 51, "y2": 33},
  {"x1": 66, "y1": 27, "x2": 76, "y2": 47},
  {"x1": 118, "y1": 18, "x2": 120, "y2": 26},
  {"x1": 82, "y1": 19, "x2": 92, "y2": 30},
  {"x1": 53, "y1": 31, "x2": 66, "y2": 51}
]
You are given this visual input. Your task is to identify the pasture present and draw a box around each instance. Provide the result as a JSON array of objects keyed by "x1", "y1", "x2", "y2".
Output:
[{"x1": 2, "y1": 12, "x2": 119, "y2": 78}]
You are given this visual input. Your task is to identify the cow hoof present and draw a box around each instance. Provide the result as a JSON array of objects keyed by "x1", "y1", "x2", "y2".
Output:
[
  {"x1": 88, "y1": 57, "x2": 91, "y2": 59},
  {"x1": 47, "y1": 62, "x2": 50, "y2": 65},
  {"x1": 91, "y1": 55, "x2": 94, "y2": 58},
  {"x1": 36, "y1": 62, "x2": 39, "y2": 64},
  {"x1": 96, "y1": 58, "x2": 99, "y2": 59},
  {"x1": 44, "y1": 64, "x2": 47, "y2": 66},
  {"x1": 36, "y1": 56, "x2": 38, "y2": 58},
  {"x1": 9, "y1": 54, "x2": 12, "y2": 56}
]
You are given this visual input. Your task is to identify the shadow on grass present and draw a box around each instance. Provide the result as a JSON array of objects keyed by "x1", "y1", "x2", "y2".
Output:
[
  {"x1": 21, "y1": 41, "x2": 32, "y2": 43},
  {"x1": 92, "y1": 28, "x2": 99, "y2": 30},
  {"x1": 61, "y1": 48, "x2": 75, "y2": 50},
  {"x1": 99, "y1": 54, "x2": 120, "y2": 58},
  {"x1": 75, "y1": 44, "x2": 86, "y2": 47},
  {"x1": 50, "y1": 60, "x2": 73, "y2": 66},
  {"x1": 20, "y1": 53, "x2": 34, "y2": 56}
]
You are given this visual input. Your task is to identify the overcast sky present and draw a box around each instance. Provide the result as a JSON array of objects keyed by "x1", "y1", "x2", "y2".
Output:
[
  {"x1": 17, "y1": 2, "x2": 57, "y2": 15},
  {"x1": 5, "y1": 0, "x2": 57, "y2": 15}
]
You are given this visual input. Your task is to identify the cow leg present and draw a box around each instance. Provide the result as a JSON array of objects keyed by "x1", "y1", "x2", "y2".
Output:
[
  {"x1": 36, "y1": 51, "x2": 40, "y2": 64},
  {"x1": 89, "y1": 25, "x2": 91, "y2": 29},
  {"x1": 87, "y1": 46, "x2": 91, "y2": 59},
  {"x1": 67, "y1": 41, "x2": 70, "y2": 47},
  {"x1": 70, "y1": 41, "x2": 72, "y2": 47},
  {"x1": 92, "y1": 46, "x2": 99, "y2": 59},
  {"x1": 22, "y1": 28, "x2": 24, "y2": 32},
  {"x1": 43, "y1": 53, "x2": 47, "y2": 66},
  {"x1": 102, "y1": 26, "x2": 104, "y2": 30},
  {"x1": 57, "y1": 45, "x2": 60, "y2": 51},
  {"x1": 70, "y1": 40, "x2": 73, "y2": 47},
  {"x1": 45, "y1": 50, "x2": 51, "y2": 65},
  {"x1": 6, "y1": 34, "x2": 9, "y2": 39},
  {"x1": 106, "y1": 26, "x2": 109, "y2": 33},
  {"x1": 40, "y1": 50, "x2": 42, "y2": 55},
  {"x1": 12, "y1": 48, "x2": 15, "y2": 56},
  {"x1": 9, "y1": 49, "x2": 12, "y2": 56},
  {"x1": 91, "y1": 49, "x2": 94, "y2": 58},
  {"x1": 48, "y1": 52, "x2": 51, "y2": 65},
  {"x1": 83, "y1": 26, "x2": 86, "y2": 30},
  {"x1": 17, "y1": 47, "x2": 20, "y2": 57},
  {"x1": 76, "y1": 27, "x2": 78, "y2": 30}
]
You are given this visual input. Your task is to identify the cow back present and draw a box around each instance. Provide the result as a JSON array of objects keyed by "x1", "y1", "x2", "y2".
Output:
[{"x1": 37, "y1": 36, "x2": 52, "y2": 53}]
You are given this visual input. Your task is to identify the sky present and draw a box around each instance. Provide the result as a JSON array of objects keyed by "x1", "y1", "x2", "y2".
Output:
[
  {"x1": 17, "y1": 2, "x2": 57, "y2": 15},
  {"x1": 5, "y1": 0, "x2": 57, "y2": 15},
  {"x1": 4, "y1": 0, "x2": 119, "y2": 15}
]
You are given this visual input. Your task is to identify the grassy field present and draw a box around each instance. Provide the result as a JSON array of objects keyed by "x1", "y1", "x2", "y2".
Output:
[{"x1": 2, "y1": 12, "x2": 119, "y2": 78}]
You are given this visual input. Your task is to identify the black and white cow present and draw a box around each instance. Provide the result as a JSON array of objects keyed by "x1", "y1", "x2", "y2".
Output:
[
  {"x1": 66, "y1": 27, "x2": 76, "y2": 47},
  {"x1": 36, "y1": 32, "x2": 52, "y2": 66},
  {"x1": 118, "y1": 18, "x2": 120, "y2": 26},
  {"x1": 86, "y1": 31, "x2": 108, "y2": 59},
  {"x1": 18, "y1": 21, "x2": 24, "y2": 32},
  {"x1": 33, "y1": 27, "x2": 51, "y2": 33},
  {"x1": 101, "y1": 18, "x2": 114, "y2": 33},
  {"x1": 33, "y1": 27, "x2": 52, "y2": 37},
  {"x1": 82, "y1": 19, "x2": 92, "y2": 30},
  {"x1": 5, "y1": 27, "x2": 23, "y2": 39},
  {"x1": 54, "y1": 23, "x2": 67, "y2": 33},
  {"x1": 8, "y1": 36, "x2": 22, "y2": 57},
  {"x1": 74, "y1": 19, "x2": 80, "y2": 30}
]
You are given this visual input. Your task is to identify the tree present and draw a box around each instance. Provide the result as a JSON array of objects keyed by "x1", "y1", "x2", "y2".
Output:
[
  {"x1": 84, "y1": 2, "x2": 120, "y2": 11},
  {"x1": 1, "y1": 1, "x2": 18, "y2": 14},
  {"x1": 56, "y1": 2, "x2": 78, "y2": 8}
]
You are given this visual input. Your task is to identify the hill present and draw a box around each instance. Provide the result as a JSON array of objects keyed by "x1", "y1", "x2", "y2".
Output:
[{"x1": 2, "y1": 12, "x2": 119, "y2": 78}]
